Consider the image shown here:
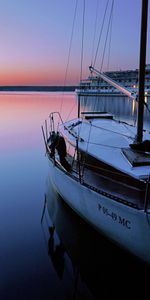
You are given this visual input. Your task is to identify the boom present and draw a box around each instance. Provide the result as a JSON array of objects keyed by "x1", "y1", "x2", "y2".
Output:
[{"x1": 89, "y1": 66, "x2": 136, "y2": 99}]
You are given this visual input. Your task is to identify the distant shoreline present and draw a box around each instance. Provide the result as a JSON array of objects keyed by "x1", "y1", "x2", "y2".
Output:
[{"x1": 0, "y1": 86, "x2": 78, "y2": 92}]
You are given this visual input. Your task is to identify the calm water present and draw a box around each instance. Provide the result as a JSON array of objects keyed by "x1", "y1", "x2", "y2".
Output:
[{"x1": 0, "y1": 92, "x2": 150, "y2": 300}]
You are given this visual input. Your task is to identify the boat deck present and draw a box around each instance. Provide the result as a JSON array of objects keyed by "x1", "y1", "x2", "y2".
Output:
[{"x1": 60, "y1": 117, "x2": 150, "y2": 181}]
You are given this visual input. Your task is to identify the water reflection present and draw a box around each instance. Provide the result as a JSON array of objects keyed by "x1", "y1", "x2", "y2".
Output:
[
  {"x1": 48, "y1": 226, "x2": 65, "y2": 279},
  {"x1": 42, "y1": 173, "x2": 150, "y2": 299}
]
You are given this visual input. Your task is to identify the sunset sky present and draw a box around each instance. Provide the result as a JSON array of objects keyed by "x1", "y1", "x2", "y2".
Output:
[{"x1": 0, "y1": 0, "x2": 149, "y2": 86}]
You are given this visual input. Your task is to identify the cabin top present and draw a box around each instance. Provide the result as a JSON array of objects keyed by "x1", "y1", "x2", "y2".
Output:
[
  {"x1": 122, "y1": 148, "x2": 150, "y2": 167},
  {"x1": 81, "y1": 111, "x2": 113, "y2": 120}
]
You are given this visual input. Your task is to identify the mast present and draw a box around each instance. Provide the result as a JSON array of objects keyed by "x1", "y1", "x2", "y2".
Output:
[{"x1": 136, "y1": 0, "x2": 149, "y2": 143}]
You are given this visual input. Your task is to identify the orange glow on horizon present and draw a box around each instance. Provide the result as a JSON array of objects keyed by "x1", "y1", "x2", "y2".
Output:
[{"x1": 0, "y1": 67, "x2": 80, "y2": 86}]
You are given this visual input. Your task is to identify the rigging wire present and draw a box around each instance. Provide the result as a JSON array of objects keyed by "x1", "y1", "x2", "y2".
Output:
[
  {"x1": 93, "y1": 0, "x2": 109, "y2": 69},
  {"x1": 106, "y1": 1, "x2": 114, "y2": 71},
  {"x1": 91, "y1": 0, "x2": 99, "y2": 67},
  {"x1": 65, "y1": 0, "x2": 86, "y2": 125},
  {"x1": 59, "y1": 0, "x2": 78, "y2": 117},
  {"x1": 100, "y1": 0, "x2": 114, "y2": 72},
  {"x1": 85, "y1": 0, "x2": 115, "y2": 156},
  {"x1": 80, "y1": 0, "x2": 85, "y2": 83},
  {"x1": 77, "y1": 0, "x2": 86, "y2": 182},
  {"x1": 92, "y1": 1, "x2": 114, "y2": 113},
  {"x1": 78, "y1": 0, "x2": 85, "y2": 119},
  {"x1": 81, "y1": 0, "x2": 100, "y2": 127},
  {"x1": 144, "y1": 100, "x2": 150, "y2": 113},
  {"x1": 65, "y1": 101, "x2": 77, "y2": 122}
]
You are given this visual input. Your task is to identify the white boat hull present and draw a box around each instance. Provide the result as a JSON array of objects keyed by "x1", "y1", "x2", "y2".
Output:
[{"x1": 48, "y1": 159, "x2": 150, "y2": 265}]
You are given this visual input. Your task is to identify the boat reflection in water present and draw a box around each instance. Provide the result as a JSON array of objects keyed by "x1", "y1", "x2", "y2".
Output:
[{"x1": 41, "y1": 173, "x2": 150, "y2": 299}]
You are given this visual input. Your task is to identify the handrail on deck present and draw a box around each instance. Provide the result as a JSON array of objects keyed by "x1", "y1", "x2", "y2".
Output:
[{"x1": 49, "y1": 111, "x2": 64, "y2": 133}]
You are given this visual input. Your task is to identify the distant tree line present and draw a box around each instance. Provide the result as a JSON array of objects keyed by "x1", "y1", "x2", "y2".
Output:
[{"x1": 0, "y1": 86, "x2": 78, "y2": 92}]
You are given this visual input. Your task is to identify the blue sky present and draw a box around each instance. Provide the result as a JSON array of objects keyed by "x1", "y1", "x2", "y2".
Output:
[{"x1": 0, "y1": 0, "x2": 149, "y2": 85}]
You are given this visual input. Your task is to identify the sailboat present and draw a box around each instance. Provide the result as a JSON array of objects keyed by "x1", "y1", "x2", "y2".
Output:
[{"x1": 42, "y1": 0, "x2": 150, "y2": 264}]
